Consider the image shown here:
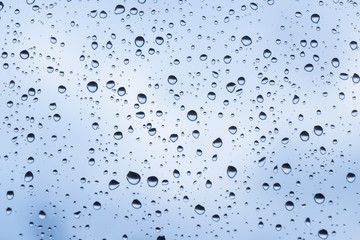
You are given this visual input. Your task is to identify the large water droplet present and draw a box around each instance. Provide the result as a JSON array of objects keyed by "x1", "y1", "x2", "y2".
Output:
[
  {"x1": 314, "y1": 193, "x2": 325, "y2": 204},
  {"x1": 167, "y1": 75, "x2": 177, "y2": 85},
  {"x1": 93, "y1": 201, "x2": 101, "y2": 210},
  {"x1": 187, "y1": 110, "x2": 198, "y2": 121},
  {"x1": 212, "y1": 138, "x2": 223, "y2": 148},
  {"x1": 132, "y1": 199, "x2": 142, "y2": 209},
  {"x1": 114, "y1": 5, "x2": 125, "y2": 14},
  {"x1": 300, "y1": 131, "x2": 310, "y2": 141},
  {"x1": 127, "y1": 171, "x2": 141, "y2": 185},
  {"x1": 109, "y1": 179, "x2": 120, "y2": 190},
  {"x1": 24, "y1": 171, "x2": 34, "y2": 182},
  {"x1": 137, "y1": 93, "x2": 147, "y2": 104},
  {"x1": 285, "y1": 201, "x2": 294, "y2": 211},
  {"x1": 20, "y1": 50, "x2": 29, "y2": 59},
  {"x1": 135, "y1": 36, "x2": 145, "y2": 47},
  {"x1": 346, "y1": 172, "x2": 356, "y2": 183},
  {"x1": 241, "y1": 36, "x2": 252, "y2": 46},
  {"x1": 87, "y1": 81, "x2": 98, "y2": 93},
  {"x1": 318, "y1": 229, "x2": 328, "y2": 239},
  {"x1": 147, "y1": 176, "x2": 158, "y2": 187},
  {"x1": 27, "y1": 133, "x2": 35, "y2": 143},
  {"x1": 113, "y1": 131, "x2": 123, "y2": 140},
  {"x1": 227, "y1": 166, "x2": 237, "y2": 178},
  {"x1": 194, "y1": 204, "x2": 205, "y2": 215},
  {"x1": 311, "y1": 14, "x2": 320, "y2": 23}
]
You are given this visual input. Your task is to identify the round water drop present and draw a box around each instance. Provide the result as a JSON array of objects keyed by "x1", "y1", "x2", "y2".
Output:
[
  {"x1": 109, "y1": 179, "x2": 120, "y2": 190},
  {"x1": 170, "y1": 134, "x2": 178, "y2": 142},
  {"x1": 137, "y1": 93, "x2": 147, "y2": 104},
  {"x1": 318, "y1": 229, "x2": 328, "y2": 239},
  {"x1": 314, "y1": 193, "x2": 325, "y2": 204},
  {"x1": 194, "y1": 204, "x2": 205, "y2": 215},
  {"x1": 167, "y1": 75, "x2": 177, "y2": 85},
  {"x1": 259, "y1": 111, "x2": 267, "y2": 120},
  {"x1": 285, "y1": 201, "x2": 294, "y2": 211},
  {"x1": 314, "y1": 125, "x2": 323, "y2": 136},
  {"x1": 352, "y1": 73, "x2": 360, "y2": 84},
  {"x1": 227, "y1": 166, "x2": 237, "y2": 178},
  {"x1": 187, "y1": 110, "x2": 197, "y2": 121},
  {"x1": 350, "y1": 41, "x2": 358, "y2": 50},
  {"x1": 113, "y1": 131, "x2": 123, "y2": 140},
  {"x1": 331, "y1": 58, "x2": 340, "y2": 68},
  {"x1": 226, "y1": 82, "x2": 236, "y2": 93},
  {"x1": 20, "y1": 50, "x2": 29, "y2": 59},
  {"x1": 135, "y1": 36, "x2": 145, "y2": 47},
  {"x1": 300, "y1": 131, "x2": 310, "y2": 141},
  {"x1": 263, "y1": 49, "x2": 272, "y2": 58},
  {"x1": 93, "y1": 201, "x2": 101, "y2": 210},
  {"x1": 106, "y1": 80, "x2": 115, "y2": 89},
  {"x1": 24, "y1": 171, "x2": 34, "y2": 182},
  {"x1": 114, "y1": 5, "x2": 125, "y2": 14},
  {"x1": 6, "y1": 191, "x2": 14, "y2": 200},
  {"x1": 311, "y1": 14, "x2": 320, "y2": 23},
  {"x1": 38, "y1": 210, "x2": 46, "y2": 219},
  {"x1": 132, "y1": 199, "x2": 142, "y2": 209},
  {"x1": 304, "y1": 64, "x2": 314, "y2": 72},
  {"x1": 192, "y1": 130, "x2": 200, "y2": 139},
  {"x1": 228, "y1": 126, "x2": 237, "y2": 134},
  {"x1": 27, "y1": 133, "x2": 35, "y2": 143},
  {"x1": 87, "y1": 81, "x2": 98, "y2": 93},
  {"x1": 292, "y1": 95, "x2": 300, "y2": 104},
  {"x1": 241, "y1": 36, "x2": 252, "y2": 46},
  {"x1": 346, "y1": 173, "x2": 356, "y2": 183},
  {"x1": 212, "y1": 214, "x2": 220, "y2": 222},
  {"x1": 147, "y1": 176, "x2": 158, "y2": 187},
  {"x1": 117, "y1": 87, "x2": 126, "y2": 96},
  {"x1": 281, "y1": 163, "x2": 291, "y2": 174},
  {"x1": 223, "y1": 55, "x2": 232, "y2": 64},
  {"x1": 127, "y1": 171, "x2": 141, "y2": 185},
  {"x1": 212, "y1": 138, "x2": 223, "y2": 148}
]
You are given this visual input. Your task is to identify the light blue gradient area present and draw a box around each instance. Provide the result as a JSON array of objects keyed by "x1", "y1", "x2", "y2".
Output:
[{"x1": 0, "y1": 0, "x2": 360, "y2": 239}]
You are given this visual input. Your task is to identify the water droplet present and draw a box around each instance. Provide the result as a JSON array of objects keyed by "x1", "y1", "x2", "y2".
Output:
[
  {"x1": 285, "y1": 201, "x2": 294, "y2": 211},
  {"x1": 258, "y1": 157, "x2": 266, "y2": 167},
  {"x1": 93, "y1": 201, "x2": 101, "y2": 210},
  {"x1": 132, "y1": 199, "x2": 142, "y2": 209},
  {"x1": 350, "y1": 41, "x2": 358, "y2": 50},
  {"x1": 281, "y1": 163, "x2": 291, "y2": 174},
  {"x1": 135, "y1": 36, "x2": 145, "y2": 47},
  {"x1": 117, "y1": 87, "x2": 126, "y2": 96},
  {"x1": 194, "y1": 204, "x2": 205, "y2": 215},
  {"x1": 212, "y1": 138, "x2": 223, "y2": 148},
  {"x1": 187, "y1": 110, "x2": 197, "y2": 121},
  {"x1": 27, "y1": 133, "x2": 35, "y2": 143},
  {"x1": 223, "y1": 55, "x2": 232, "y2": 64},
  {"x1": 346, "y1": 173, "x2": 356, "y2": 183},
  {"x1": 147, "y1": 176, "x2": 158, "y2": 187},
  {"x1": 39, "y1": 210, "x2": 46, "y2": 219},
  {"x1": 314, "y1": 125, "x2": 323, "y2": 136},
  {"x1": 24, "y1": 171, "x2": 34, "y2": 182},
  {"x1": 137, "y1": 93, "x2": 147, "y2": 104},
  {"x1": 241, "y1": 36, "x2": 252, "y2": 46},
  {"x1": 168, "y1": 75, "x2": 177, "y2": 85},
  {"x1": 109, "y1": 179, "x2": 120, "y2": 190},
  {"x1": 6, "y1": 191, "x2": 14, "y2": 200},
  {"x1": 127, "y1": 171, "x2": 141, "y2": 185},
  {"x1": 87, "y1": 81, "x2": 98, "y2": 93},
  {"x1": 311, "y1": 14, "x2": 320, "y2": 23},
  {"x1": 114, "y1": 5, "x2": 125, "y2": 14},
  {"x1": 300, "y1": 131, "x2": 310, "y2": 141},
  {"x1": 20, "y1": 50, "x2": 29, "y2": 59},
  {"x1": 113, "y1": 131, "x2": 123, "y2": 140},
  {"x1": 314, "y1": 193, "x2": 325, "y2": 204},
  {"x1": 318, "y1": 229, "x2": 328, "y2": 239},
  {"x1": 227, "y1": 166, "x2": 237, "y2": 178},
  {"x1": 304, "y1": 64, "x2": 314, "y2": 72}
]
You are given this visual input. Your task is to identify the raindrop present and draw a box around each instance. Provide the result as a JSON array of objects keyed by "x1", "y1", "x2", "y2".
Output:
[
  {"x1": 285, "y1": 201, "x2": 294, "y2": 211},
  {"x1": 24, "y1": 171, "x2": 34, "y2": 182},
  {"x1": 314, "y1": 126, "x2": 323, "y2": 136},
  {"x1": 137, "y1": 93, "x2": 147, "y2": 104},
  {"x1": 38, "y1": 210, "x2": 46, "y2": 219},
  {"x1": 300, "y1": 131, "x2": 310, "y2": 141},
  {"x1": 227, "y1": 166, "x2": 237, "y2": 178},
  {"x1": 168, "y1": 75, "x2": 177, "y2": 85},
  {"x1": 113, "y1": 131, "x2": 123, "y2": 140},
  {"x1": 241, "y1": 36, "x2": 252, "y2": 46},
  {"x1": 212, "y1": 138, "x2": 223, "y2": 148},
  {"x1": 147, "y1": 176, "x2": 158, "y2": 187},
  {"x1": 109, "y1": 180, "x2": 120, "y2": 190},
  {"x1": 318, "y1": 229, "x2": 328, "y2": 239},
  {"x1": 93, "y1": 201, "x2": 101, "y2": 210},
  {"x1": 27, "y1": 133, "x2": 35, "y2": 143},
  {"x1": 346, "y1": 173, "x2": 356, "y2": 183},
  {"x1": 20, "y1": 50, "x2": 29, "y2": 59},
  {"x1": 127, "y1": 171, "x2": 141, "y2": 185},
  {"x1": 304, "y1": 64, "x2": 314, "y2": 72},
  {"x1": 314, "y1": 193, "x2": 325, "y2": 204},
  {"x1": 281, "y1": 163, "x2": 292, "y2": 174},
  {"x1": 311, "y1": 14, "x2": 320, "y2": 23},
  {"x1": 187, "y1": 110, "x2": 198, "y2": 121},
  {"x1": 132, "y1": 199, "x2": 142, "y2": 209},
  {"x1": 135, "y1": 36, "x2": 145, "y2": 47},
  {"x1": 114, "y1": 5, "x2": 125, "y2": 14},
  {"x1": 87, "y1": 81, "x2": 98, "y2": 93},
  {"x1": 194, "y1": 204, "x2": 205, "y2": 215}
]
